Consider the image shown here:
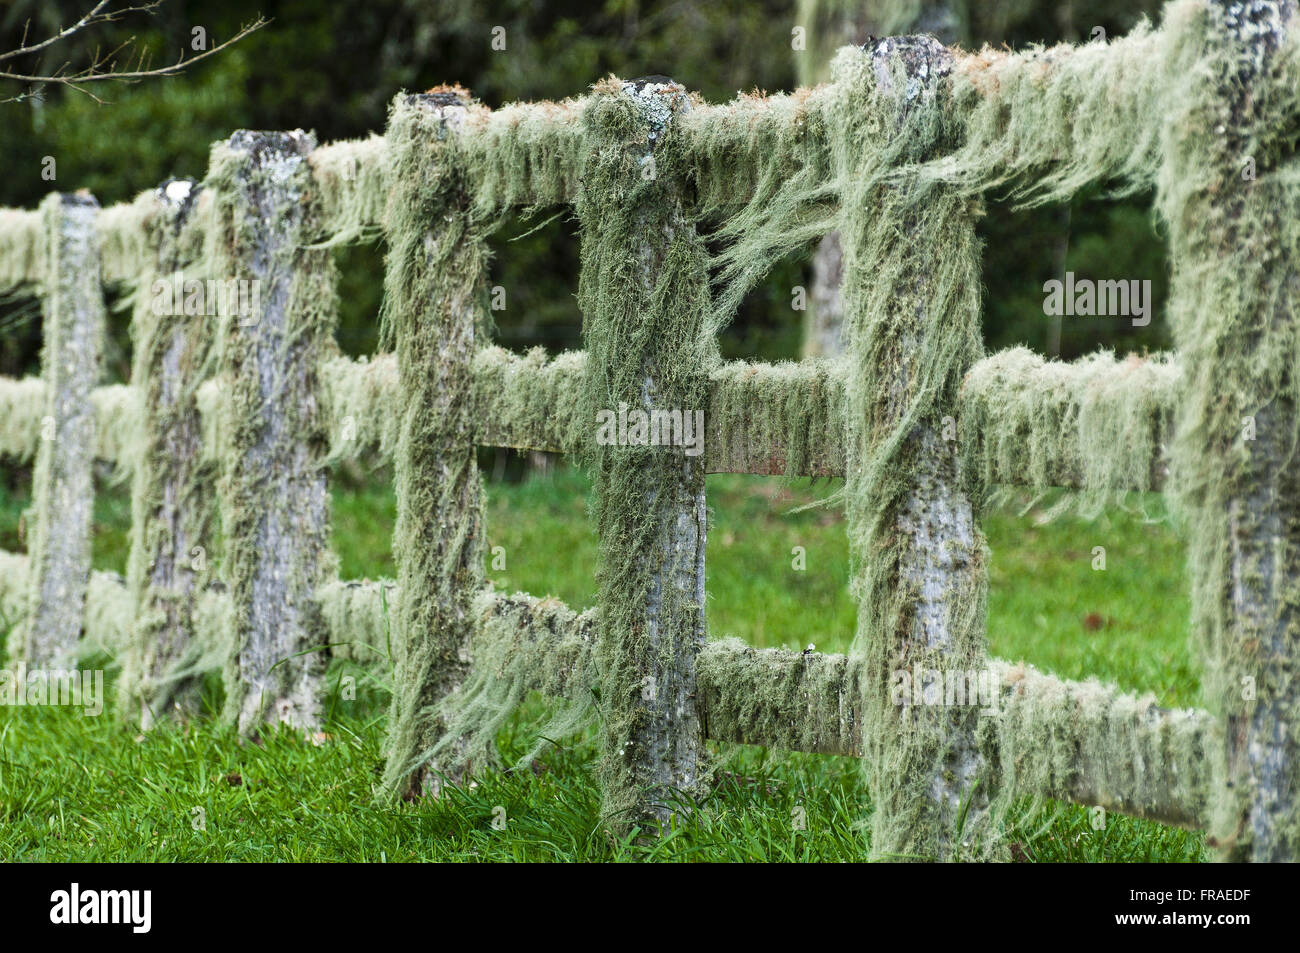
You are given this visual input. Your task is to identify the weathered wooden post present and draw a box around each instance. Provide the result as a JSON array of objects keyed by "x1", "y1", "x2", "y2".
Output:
[
  {"x1": 1160, "y1": 0, "x2": 1300, "y2": 861},
  {"x1": 17, "y1": 192, "x2": 106, "y2": 670},
  {"x1": 120, "y1": 180, "x2": 216, "y2": 727},
  {"x1": 379, "y1": 89, "x2": 489, "y2": 800},
  {"x1": 578, "y1": 77, "x2": 712, "y2": 836},
  {"x1": 839, "y1": 39, "x2": 990, "y2": 859},
  {"x1": 211, "y1": 131, "x2": 338, "y2": 734}
]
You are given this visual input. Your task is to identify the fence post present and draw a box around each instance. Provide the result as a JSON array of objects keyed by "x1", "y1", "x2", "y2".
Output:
[
  {"x1": 17, "y1": 192, "x2": 106, "y2": 670},
  {"x1": 120, "y1": 180, "x2": 216, "y2": 728},
  {"x1": 839, "y1": 39, "x2": 990, "y2": 859},
  {"x1": 212, "y1": 131, "x2": 337, "y2": 734},
  {"x1": 379, "y1": 90, "x2": 488, "y2": 800},
  {"x1": 578, "y1": 77, "x2": 711, "y2": 837},
  {"x1": 1160, "y1": 0, "x2": 1299, "y2": 861}
]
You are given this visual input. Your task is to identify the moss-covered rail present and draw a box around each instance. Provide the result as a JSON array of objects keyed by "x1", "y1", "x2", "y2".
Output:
[{"x1": 1, "y1": 0, "x2": 1297, "y2": 860}]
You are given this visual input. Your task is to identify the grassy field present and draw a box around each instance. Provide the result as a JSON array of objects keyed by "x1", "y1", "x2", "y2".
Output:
[{"x1": 0, "y1": 465, "x2": 1207, "y2": 861}]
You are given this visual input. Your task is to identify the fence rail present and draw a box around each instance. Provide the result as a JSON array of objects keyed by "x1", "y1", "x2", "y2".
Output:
[
  {"x1": 1, "y1": 0, "x2": 1296, "y2": 860},
  {"x1": 0, "y1": 345, "x2": 1175, "y2": 486}
]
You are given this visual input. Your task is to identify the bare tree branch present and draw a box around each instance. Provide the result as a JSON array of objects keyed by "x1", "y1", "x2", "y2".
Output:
[{"x1": 1, "y1": 2, "x2": 266, "y2": 103}]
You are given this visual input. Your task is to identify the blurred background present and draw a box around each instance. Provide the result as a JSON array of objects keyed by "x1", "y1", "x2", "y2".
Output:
[{"x1": 1, "y1": 0, "x2": 1171, "y2": 381}]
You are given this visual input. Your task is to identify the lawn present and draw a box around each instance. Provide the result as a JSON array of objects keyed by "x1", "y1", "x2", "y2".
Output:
[{"x1": 0, "y1": 464, "x2": 1207, "y2": 861}]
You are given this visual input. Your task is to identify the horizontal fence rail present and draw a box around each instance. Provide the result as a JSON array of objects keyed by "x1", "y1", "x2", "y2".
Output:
[
  {"x1": 0, "y1": 346, "x2": 1175, "y2": 488},
  {"x1": 0, "y1": 548, "x2": 1212, "y2": 829}
]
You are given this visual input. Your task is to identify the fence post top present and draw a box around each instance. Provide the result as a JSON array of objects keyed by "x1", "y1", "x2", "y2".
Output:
[
  {"x1": 406, "y1": 83, "x2": 473, "y2": 108},
  {"x1": 157, "y1": 178, "x2": 196, "y2": 205},
  {"x1": 43, "y1": 190, "x2": 99, "y2": 211},
  {"x1": 225, "y1": 129, "x2": 317, "y2": 162},
  {"x1": 400, "y1": 86, "x2": 477, "y2": 139},
  {"x1": 866, "y1": 34, "x2": 953, "y2": 104}
]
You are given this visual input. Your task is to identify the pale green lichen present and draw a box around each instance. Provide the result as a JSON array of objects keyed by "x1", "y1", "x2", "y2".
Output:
[
  {"x1": 317, "y1": 577, "x2": 398, "y2": 665},
  {"x1": 959, "y1": 347, "x2": 1178, "y2": 514},
  {"x1": 981, "y1": 658, "x2": 1211, "y2": 830},
  {"x1": 0, "y1": 377, "x2": 46, "y2": 462},
  {"x1": 0, "y1": 379, "x2": 137, "y2": 471},
  {"x1": 96, "y1": 194, "x2": 156, "y2": 286},
  {"x1": 431, "y1": 588, "x2": 599, "y2": 769},
  {"x1": 471, "y1": 345, "x2": 588, "y2": 456},
  {"x1": 576, "y1": 78, "x2": 717, "y2": 835},
  {"x1": 698, "y1": 638, "x2": 864, "y2": 754},
  {"x1": 308, "y1": 135, "x2": 391, "y2": 247},
  {"x1": 92, "y1": 384, "x2": 139, "y2": 475},
  {"x1": 918, "y1": 10, "x2": 1189, "y2": 205},
  {"x1": 0, "y1": 208, "x2": 42, "y2": 292},
  {"x1": 826, "y1": 38, "x2": 993, "y2": 859},
  {"x1": 709, "y1": 357, "x2": 846, "y2": 476},
  {"x1": 461, "y1": 97, "x2": 585, "y2": 217},
  {"x1": 318, "y1": 352, "x2": 401, "y2": 464},
  {"x1": 19, "y1": 193, "x2": 106, "y2": 671}
]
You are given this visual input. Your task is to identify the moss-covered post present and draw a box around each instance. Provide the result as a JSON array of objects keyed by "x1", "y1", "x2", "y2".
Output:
[
  {"x1": 378, "y1": 90, "x2": 488, "y2": 800},
  {"x1": 838, "y1": 39, "x2": 989, "y2": 860},
  {"x1": 578, "y1": 77, "x2": 713, "y2": 837},
  {"x1": 120, "y1": 180, "x2": 216, "y2": 728},
  {"x1": 212, "y1": 131, "x2": 338, "y2": 734},
  {"x1": 1159, "y1": 0, "x2": 1300, "y2": 861},
  {"x1": 16, "y1": 192, "x2": 106, "y2": 670}
]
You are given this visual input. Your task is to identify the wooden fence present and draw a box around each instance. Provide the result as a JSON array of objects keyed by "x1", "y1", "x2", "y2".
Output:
[{"x1": 0, "y1": 0, "x2": 1296, "y2": 860}]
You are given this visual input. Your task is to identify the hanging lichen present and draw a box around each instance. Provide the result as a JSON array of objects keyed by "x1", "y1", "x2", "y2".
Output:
[
  {"x1": 430, "y1": 589, "x2": 600, "y2": 769},
  {"x1": 0, "y1": 209, "x2": 42, "y2": 292},
  {"x1": 471, "y1": 346, "x2": 589, "y2": 457},
  {"x1": 916, "y1": 6, "x2": 1195, "y2": 206},
  {"x1": 317, "y1": 578, "x2": 398, "y2": 665},
  {"x1": 92, "y1": 384, "x2": 139, "y2": 475},
  {"x1": 318, "y1": 352, "x2": 402, "y2": 465},
  {"x1": 0, "y1": 377, "x2": 46, "y2": 463},
  {"x1": 460, "y1": 98, "x2": 586, "y2": 216},
  {"x1": 824, "y1": 38, "x2": 995, "y2": 859},
  {"x1": 959, "y1": 347, "x2": 1178, "y2": 515},
  {"x1": 307, "y1": 135, "x2": 392, "y2": 247},
  {"x1": 97, "y1": 195, "x2": 155, "y2": 286},
  {"x1": 708, "y1": 357, "x2": 846, "y2": 476}
]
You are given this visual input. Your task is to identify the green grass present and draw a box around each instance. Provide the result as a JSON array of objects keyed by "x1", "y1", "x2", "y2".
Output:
[{"x1": 0, "y1": 467, "x2": 1207, "y2": 861}]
